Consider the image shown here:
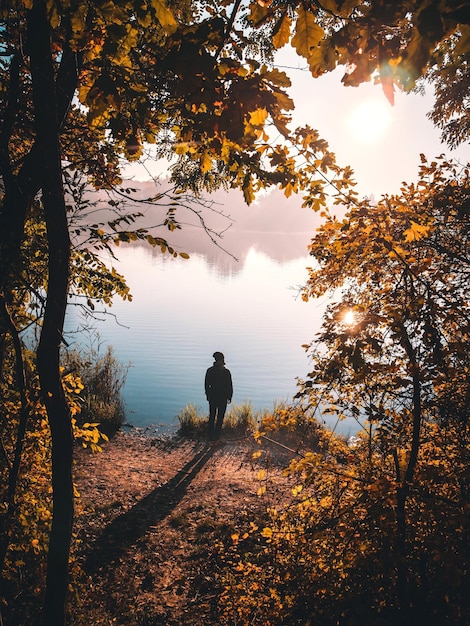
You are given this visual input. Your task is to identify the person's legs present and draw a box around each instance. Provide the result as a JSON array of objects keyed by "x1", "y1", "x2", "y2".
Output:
[
  {"x1": 208, "y1": 402, "x2": 217, "y2": 440},
  {"x1": 214, "y1": 399, "x2": 228, "y2": 440}
]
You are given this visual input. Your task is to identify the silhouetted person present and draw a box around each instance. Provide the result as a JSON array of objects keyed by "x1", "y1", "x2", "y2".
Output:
[{"x1": 205, "y1": 351, "x2": 233, "y2": 441}]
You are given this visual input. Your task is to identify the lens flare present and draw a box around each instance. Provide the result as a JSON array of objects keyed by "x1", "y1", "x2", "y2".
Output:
[{"x1": 343, "y1": 309, "x2": 356, "y2": 325}]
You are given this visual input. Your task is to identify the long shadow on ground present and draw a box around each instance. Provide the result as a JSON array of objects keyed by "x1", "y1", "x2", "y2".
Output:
[{"x1": 84, "y1": 442, "x2": 216, "y2": 574}]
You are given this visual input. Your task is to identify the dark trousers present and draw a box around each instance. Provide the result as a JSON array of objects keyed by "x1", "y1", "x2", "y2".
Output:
[{"x1": 208, "y1": 399, "x2": 228, "y2": 440}]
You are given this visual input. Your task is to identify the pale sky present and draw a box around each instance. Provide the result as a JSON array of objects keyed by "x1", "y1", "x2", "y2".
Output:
[
  {"x1": 275, "y1": 47, "x2": 470, "y2": 198},
  {"x1": 125, "y1": 45, "x2": 470, "y2": 203}
]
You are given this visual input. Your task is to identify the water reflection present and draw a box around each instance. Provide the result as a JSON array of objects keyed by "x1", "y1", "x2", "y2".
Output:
[
  {"x1": 65, "y1": 188, "x2": 359, "y2": 437},
  {"x1": 66, "y1": 243, "x2": 319, "y2": 429}
]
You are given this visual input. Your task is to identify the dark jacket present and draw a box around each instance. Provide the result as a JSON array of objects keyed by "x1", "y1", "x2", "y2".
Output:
[{"x1": 205, "y1": 364, "x2": 233, "y2": 402}]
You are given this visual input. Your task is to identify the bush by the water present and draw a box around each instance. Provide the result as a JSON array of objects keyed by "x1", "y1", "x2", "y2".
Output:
[
  {"x1": 64, "y1": 345, "x2": 128, "y2": 436},
  {"x1": 176, "y1": 401, "x2": 324, "y2": 448},
  {"x1": 177, "y1": 401, "x2": 261, "y2": 437}
]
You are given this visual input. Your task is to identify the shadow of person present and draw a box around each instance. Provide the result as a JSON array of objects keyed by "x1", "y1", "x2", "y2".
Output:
[{"x1": 83, "y1": 442, "x2": 216, "y2": 574}]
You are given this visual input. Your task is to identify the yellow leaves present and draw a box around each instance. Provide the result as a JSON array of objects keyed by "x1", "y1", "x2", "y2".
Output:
[
  {"x1": 257, "y1": 466, "x2": 268, "y2": 493},
  {"x1": 72, "y1": 419, "x2": 108, "y2": 453},
  {"x1": 62, "y1": 371, "x2": 85, "y2": 395},
  {"x1": 243, "y1": 173, "x2": 255, "y2": 205},
  {"x1": 261, "y1": 67, "x2": 292, "y2": 89},
  {"x1": 315, "y1": 153, "x2": 336, "y2": 173},
  {"x1": 219, "y1": 138, "x2": 233, "y2": 163},
  {"x1": 249, "y1": 108, "x2": 268, "y2": 126},
  {"x1": 244, "y1": 107, "x2": 270, "y2": 141},
  {"x1": 386, "y1": 243, "x2": 408, "y2": 261},
  {"x1": 248, "y1": 2, "x2": 269, "y2": 27},
  {"x1": 253, "y1": 429, "x2": 265, "y2": 443},
  {"x1": 191, "y1": 102, "x2": 207, "y2": 114},
  {"x1": 305, "y1": 196, "x2": 326, "y2": 212},
  {"x1": 272, "y1": 89, "x2": 294, "y2": 113},
  {"x1": 45, "y1": 0, "x2": 60, "y2": 28},
  {"x1": 319, "y1": 496, "x2": 332, "y2": 508},
  {"x1": 95, "y1": 1, "x2": 131, "y2": 26},
  {"x1": 151, "y1": 0, "x2": 177, "y2": 34},
  {"x1": 231, "y1": 521, "x2": 259, "y2": 546},
  {"x1": 282, "y1": 180, "x2": 298, "y2": 198},
  {"x1": 174, "y1": 142, "x2": 189, "y2": 155},
  {"x1": 136, "y1": 7, "x2": 153, "y2": 28},
  {"x1": 219, "y1": 62, "x2": 248, "y2": 78},
  {"x1": 292, "y1": 6, "x2": 324, "y2": 63},
  {"x1": 403, "y1": 220, "x2": 434, "y2": 242},
  {"x1": 261, "y1": 526, "x2": 273, "y2": 539},
  {"x1": 305, "y1": 40, "x2": 337, "y2": 76},
  {"x1": 272, "y1": 13, "x2": 292, "y2": 49},
  {"x1": 200, "y1": 151, "x2": 213, "y2": 173}
]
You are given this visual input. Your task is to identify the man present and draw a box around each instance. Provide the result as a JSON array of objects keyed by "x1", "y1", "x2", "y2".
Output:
[{"x1": 205, "y1": 351, "x2": 233, "y2": 441}]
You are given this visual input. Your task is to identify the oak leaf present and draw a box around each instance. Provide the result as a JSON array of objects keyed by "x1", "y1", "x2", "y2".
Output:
[
  {"x1": 292, "y1": 6, "x2": 324, "y2": 61},
  {"x1": 403, "y1": 220, "x2": 432, "y2": 242},
  {"x1": 272, "y1": 13, "x2": 291, "y2": 49}
]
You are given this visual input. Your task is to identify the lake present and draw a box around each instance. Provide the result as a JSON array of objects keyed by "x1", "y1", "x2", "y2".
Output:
[{"x1": 64, "y1": 190, "x2": 360, "y2": 438}]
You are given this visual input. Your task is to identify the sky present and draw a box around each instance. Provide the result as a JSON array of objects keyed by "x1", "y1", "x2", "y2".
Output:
[
  {"x1": 124, "y1": 44, "x2": 470, "y2": 236},
  {"x1": 275, "y1": 47, "x2": 470, "y2": 199}
]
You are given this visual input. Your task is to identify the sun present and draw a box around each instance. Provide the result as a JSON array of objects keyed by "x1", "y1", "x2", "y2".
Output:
[
  {"x1": 343, "y1": 309, "x2": 356, "y2": 326},
  {"x1": 346, "y1": 98, "x2": 392, "y2": 144}
]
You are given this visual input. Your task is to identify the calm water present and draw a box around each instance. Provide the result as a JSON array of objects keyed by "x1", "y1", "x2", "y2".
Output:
[{"x1": 65, "y1": 237, "x2": 359, "y2": 437}]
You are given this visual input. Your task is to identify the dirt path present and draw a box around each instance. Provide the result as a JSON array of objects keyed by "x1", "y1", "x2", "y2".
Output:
[{"x1": 73, "y1": 431, "x2": 295, "y2": 625}]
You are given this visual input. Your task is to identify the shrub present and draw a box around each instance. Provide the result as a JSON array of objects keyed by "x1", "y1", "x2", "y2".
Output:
[
  {"x1": 63, "y1": 345, "x2": 129, "y2": 436},
  {"x1": 223, "y1": 401, "x2": 257, "y2": 434},
  {"x1": 176, "y1": 401, "x2": 258, "y2": 438},
  {"x1": 0, "y1": 350, "x2": 107, "y2": 624},
  {"x1": 176, "y1": 403, "x2": 207, "y2": 435},
  {"x1": 257, "y1": 402, "x2": 324, "y2": 451}
]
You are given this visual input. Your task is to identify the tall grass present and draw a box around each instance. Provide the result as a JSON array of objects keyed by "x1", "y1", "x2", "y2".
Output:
[
  {"x1": 63, "y1": 345, "x2": 129, "y2": 436},
  {"x1": 176, "y1": 401, "x2": 261, "y2": 437},
  {"x1": 176, "y1": 404, "x2": 207, "y2": 435}
]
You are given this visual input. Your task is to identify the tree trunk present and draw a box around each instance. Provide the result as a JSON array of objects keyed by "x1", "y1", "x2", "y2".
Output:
[
  {"x1": 0, "y1": 23, "x2": 80, "y2": 292},
  {"x1": 0, "y1": 296, "x2": 29, "y2": 573},
  {"x1": 395, "y1": 324, "x2": 423, "y2": 620},
  {"x1": 27, "y1": 3, "x2": 73, "y2": 624}
]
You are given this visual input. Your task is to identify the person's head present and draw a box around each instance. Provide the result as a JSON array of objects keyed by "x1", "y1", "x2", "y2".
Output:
[{"x1": 213, "y1": 351, "x2": 225, "y2": 365}]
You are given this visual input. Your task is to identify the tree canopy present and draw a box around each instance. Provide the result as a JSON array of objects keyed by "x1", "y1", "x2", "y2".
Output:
[
  {"x1": 221, "y1": 155, "x2": 470, "y2": 626},
  {"x1": 0, "y1": 0, "x2": 469, "y2": 624}
]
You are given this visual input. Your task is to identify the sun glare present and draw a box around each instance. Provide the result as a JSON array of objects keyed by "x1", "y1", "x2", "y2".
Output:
[
  {"x1": 343, "y1": 309, "x2": 356, "y2": 326},
  {"x1": 346, "y1": 98, "x2": 392, "y2": 144}
]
